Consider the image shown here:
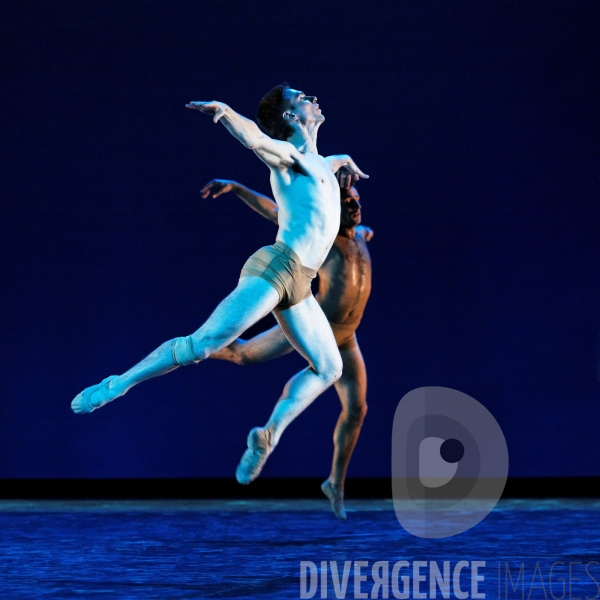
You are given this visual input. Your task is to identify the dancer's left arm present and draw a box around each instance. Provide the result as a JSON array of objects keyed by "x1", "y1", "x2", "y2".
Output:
[{"x1": 325, "y1": 155, "x2": 369, "y2": 188}]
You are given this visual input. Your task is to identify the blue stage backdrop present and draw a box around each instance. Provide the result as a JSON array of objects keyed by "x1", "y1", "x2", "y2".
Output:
[{"x1": 1, "y1": 1, "x2": 599, "y2": 479}]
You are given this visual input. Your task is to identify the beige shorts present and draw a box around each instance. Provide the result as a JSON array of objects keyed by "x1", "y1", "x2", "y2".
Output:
[{"x1": 240, "y1": 241, "x2": 317, "y2": 307}]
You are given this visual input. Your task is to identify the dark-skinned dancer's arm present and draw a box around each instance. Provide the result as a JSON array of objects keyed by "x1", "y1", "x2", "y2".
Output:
[{"x1": 201, "y1": 179, "x2": 279, "y2": 224}]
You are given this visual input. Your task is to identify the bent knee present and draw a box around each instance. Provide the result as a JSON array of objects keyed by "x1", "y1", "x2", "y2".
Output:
[
  {"x1": 351, "y1": 402, "x2": 368, "y2": 422},
  {"x1": 313, "y1": 356, "x2": 343, "y2": 385},
  {"x1": 342, "y1": 402, "x2": 368, "y2": 425}
]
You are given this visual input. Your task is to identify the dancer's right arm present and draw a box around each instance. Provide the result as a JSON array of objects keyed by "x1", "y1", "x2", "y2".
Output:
[
  {"x1": 201, "y1": 179, "x2": 279, "y2": 224},
  {"x1": 186, "y1": 101, "x2": 300, "y2": 170}
]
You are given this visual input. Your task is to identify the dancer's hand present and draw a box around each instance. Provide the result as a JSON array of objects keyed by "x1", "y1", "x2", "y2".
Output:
[
  {"x1": 337, "y1": 168, "x2": 354, "y2": 189},
  {"x1": 201, "y1": 179, "x2": 237, "y2": 199},
  {"x1": 337, "y1": 159, "x2": 369, "y2": 189},
  {"x1": 361, "y1": 226, "x2": 374, "y2": 242},
  {"x1": 186, "y1": 101, "x2": 229, "y2": 123}
]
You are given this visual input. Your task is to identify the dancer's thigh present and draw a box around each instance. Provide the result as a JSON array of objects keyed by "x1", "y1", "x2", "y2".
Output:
[
  {"x1": 190, "y1": 276, "x2": 280, "y2": 347},
  {"x1": 335, "y1": 341, "x2": 367, "y2": 412},
  {"x1": 273, "y1": 296, "x2": 341, "y2": 372}
]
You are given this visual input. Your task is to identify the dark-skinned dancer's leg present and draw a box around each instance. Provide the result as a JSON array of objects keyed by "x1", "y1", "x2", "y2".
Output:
[
  {"x1": 321, "y1": 338, "x2": 367, "y2": 519},
  {"x1": 211, "y1": 324, "x2": 294, "y2": 365},
  {"x1": 212, "y1": 328, "x2": 367, "y2": 519}
]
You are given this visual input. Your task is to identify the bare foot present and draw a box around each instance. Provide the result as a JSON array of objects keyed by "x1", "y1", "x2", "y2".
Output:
[
  {"x1": 321, "y1": 479, "x2": 347, "y2": 520},
  {"x1": 71, "y1": 375, "x2": 120, "y2": 414}
]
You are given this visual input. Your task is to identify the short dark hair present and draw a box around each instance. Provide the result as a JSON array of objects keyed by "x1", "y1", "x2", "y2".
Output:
[{"x1": 256, "y1": 82, "x2": 294, "y2": 141}]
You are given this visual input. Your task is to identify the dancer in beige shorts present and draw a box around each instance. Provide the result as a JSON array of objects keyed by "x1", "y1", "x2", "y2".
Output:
[
  {"x1": 203, "y1": 179, "x2": 373, "y2": 519},
  {"x1": 70, "y1": 83, "x2": 368, "y2": 496}
]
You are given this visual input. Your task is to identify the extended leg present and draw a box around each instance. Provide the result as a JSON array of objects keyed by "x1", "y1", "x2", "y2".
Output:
[
  {"x1": 71, "y1": 277, "x2": 279, "y2": 413},
  {"x1": 209, "y1": 324, "x2": 294, "y2": 365},
  {"x1": 322, "y1": 338, "x2": 368, "y2": 519},
  {"x1": 236, "y1": 296, "x2": 342, "y2": 483}
]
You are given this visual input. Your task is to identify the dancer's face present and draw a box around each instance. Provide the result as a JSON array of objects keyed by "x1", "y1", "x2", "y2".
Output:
[
  {"x1": 340, "y1": 187, "x2": 362, "y2": 227},
  {"x1": 282, "y1": 88, "x2": 324, "y2": 125}
]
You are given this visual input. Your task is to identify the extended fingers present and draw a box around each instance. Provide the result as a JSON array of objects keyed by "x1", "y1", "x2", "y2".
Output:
[
  {"x1": 201, "y1": 181, "x2": 231, "y2": 198},
  {"x1": 186, "y1": 101, "x2": 218, "y2": 116},
  {"x1": 201, "y1": 182, "x2": 224, "y2": 198},
  {"x1": 336, "y1": 170, "x2": 348, "y2": 188},
  {"x1": 200, "y1": 181, "x2": 214, "y2": 197},
  {"x1": 347, "y1": 159, "x2": 369, "y2": 179}
]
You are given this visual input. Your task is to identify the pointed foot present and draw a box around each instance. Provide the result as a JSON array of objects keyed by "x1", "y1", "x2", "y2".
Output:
[
  {"x1": 321, "y1": 479, "x2": 347, "y2": 520},
  {"x1": 71, "y1": 376, "x2": 120, "y2": 414},
  {"x1": 235, "y1": 427, "x2": 273, "y2": 485}
]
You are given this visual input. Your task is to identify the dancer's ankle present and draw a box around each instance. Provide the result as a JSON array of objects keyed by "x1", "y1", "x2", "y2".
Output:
[
  {"x1": 107, "y1": 376, "x2": 127, "y2": 398},
  {"x1": 263, "y1": 425, "x2": 279, "y2": 448}
]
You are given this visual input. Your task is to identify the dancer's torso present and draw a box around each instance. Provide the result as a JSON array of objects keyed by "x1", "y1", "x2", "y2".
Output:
[
  {"x1": 316, "y1": 229, "x2": 372, "y2": 330},
  {"x1": 270, "y1": 153, "x2": 340, "y2": 271}
]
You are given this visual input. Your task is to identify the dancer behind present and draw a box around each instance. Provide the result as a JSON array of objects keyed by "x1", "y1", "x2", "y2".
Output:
[
  {"x1": 71, "y1": 83, "x2": 368, "y2": 488},
  {"x1": 202, "y1": 179, "x2": 372, "y2": 519}
]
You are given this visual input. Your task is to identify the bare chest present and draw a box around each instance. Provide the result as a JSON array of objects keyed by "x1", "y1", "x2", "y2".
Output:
[
  {"x1": 317, "y1": 235, "x2": 372, "y2": 322},
  {"x1": 333, "y1": 235, "x2": 372, "y2": 266},
  {"x1": 272, "y1": 154, "x2": 340, "y2": 218}
]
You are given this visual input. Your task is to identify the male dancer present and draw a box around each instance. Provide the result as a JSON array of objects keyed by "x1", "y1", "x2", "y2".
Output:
[
  {"x1": 71, "y1": 84, "x2": 368, "y2": 488},
  {"x1": 202, "y1": 179, "x2": 373, "y2": 520}
]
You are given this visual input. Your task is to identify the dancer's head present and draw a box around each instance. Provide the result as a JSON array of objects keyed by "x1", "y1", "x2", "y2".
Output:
[
  {"x1": 340, "y1": 186, "x2": 362, "y2": 228},
  {"x1": 257, "y1": 82, "x2": 324, "y2": 140}
]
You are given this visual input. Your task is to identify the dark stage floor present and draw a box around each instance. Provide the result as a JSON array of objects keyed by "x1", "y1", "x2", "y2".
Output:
[{"x1": 1, "y1": 499, "x2": 599, "y2": 599}]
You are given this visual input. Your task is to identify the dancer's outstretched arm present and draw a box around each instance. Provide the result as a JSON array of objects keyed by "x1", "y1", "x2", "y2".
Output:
[
  {"x1": 186, "y1": 101, "x2": 301, "y2": 170},
  {"x1": 201, "y1": 179, "x2": 279, "y2": 224}
]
